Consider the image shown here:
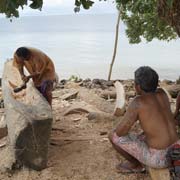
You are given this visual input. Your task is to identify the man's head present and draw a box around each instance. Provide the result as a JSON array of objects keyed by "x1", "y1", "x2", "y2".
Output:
[
  {"x1": 15, "y1": 47, "x2": 31, "y2": 61},
  {"x1": 134, "y1": 66, "x2": 159, "y2": 94}
]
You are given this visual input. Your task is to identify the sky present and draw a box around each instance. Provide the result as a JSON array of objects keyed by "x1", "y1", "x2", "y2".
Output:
[{"x1": 17, "y1": 0, "x2": 117, "y2": 16}]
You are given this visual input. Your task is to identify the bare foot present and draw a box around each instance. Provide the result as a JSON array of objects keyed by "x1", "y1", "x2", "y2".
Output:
[{"x1": 116, "y1": 162, "x2": 146, "y2": 174}]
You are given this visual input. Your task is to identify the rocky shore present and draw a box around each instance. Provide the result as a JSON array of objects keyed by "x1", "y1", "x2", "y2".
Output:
[{"x1": 0, "y1": 77, "x2": 179, "y2": 180}]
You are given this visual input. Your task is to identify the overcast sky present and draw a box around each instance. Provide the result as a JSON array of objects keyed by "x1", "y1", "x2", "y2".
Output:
[{"x1": 17, "y1": 0, "x2": 117, "y2": 16}]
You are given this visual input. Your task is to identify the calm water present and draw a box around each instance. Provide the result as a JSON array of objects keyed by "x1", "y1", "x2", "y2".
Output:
[{"x1": 0, "y1": 14, "x2": 179, "y2": 80}]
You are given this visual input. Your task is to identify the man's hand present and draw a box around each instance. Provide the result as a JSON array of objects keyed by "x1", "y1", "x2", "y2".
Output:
[
  {"x1": 31, "y1": 72, "x2": 41, "y2": 78},
  {"x1": 21, "y1": 75, "x2": 30, "y2": 83}
]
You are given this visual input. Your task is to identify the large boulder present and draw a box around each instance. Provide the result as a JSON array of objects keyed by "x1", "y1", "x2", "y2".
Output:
[{"x1": 2, "y1": 59, "x2": 53, "y2": 171}]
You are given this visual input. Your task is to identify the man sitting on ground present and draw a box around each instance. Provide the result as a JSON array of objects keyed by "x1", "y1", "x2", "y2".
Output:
[
  {"x1": 109, "y1": 66, "x2": 179, "y2": 173},
  {"x1": 13, "y1": 47, "x2": 56, "y2": 106}
]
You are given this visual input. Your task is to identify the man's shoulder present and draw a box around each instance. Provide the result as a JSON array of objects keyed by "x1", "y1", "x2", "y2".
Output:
[
  {"x1": 28, "y1": 47, "x2": 53, "y2": 61},
  {"x1": 128, "y1": 96, "x2": 142, "y2": 111},
  {"x1": 28, "y1": 47, "x2": 44, "y2": 55}
]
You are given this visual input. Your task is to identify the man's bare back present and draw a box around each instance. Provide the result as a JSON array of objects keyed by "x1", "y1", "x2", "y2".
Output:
[{"x1": 135, "y1": 89, "x2": 178, "y2": 149}]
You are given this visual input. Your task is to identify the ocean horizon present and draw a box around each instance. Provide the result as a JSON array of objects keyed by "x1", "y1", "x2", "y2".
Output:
[{"x1": 0, "y1": 14, "x2": 179, "y2": 80}]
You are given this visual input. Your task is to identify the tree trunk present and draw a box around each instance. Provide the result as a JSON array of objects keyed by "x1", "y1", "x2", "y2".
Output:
[
  {"x1": 108, "y1": 10, "x2": 121, "y2": 81},
  {"x1": 158, "y1": 0, "x2": 180, "y2": 36}
]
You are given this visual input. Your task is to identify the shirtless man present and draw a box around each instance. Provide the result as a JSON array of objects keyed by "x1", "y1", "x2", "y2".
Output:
[
  {"x1": 109, "y1": 66, "x2": 179, "y2": 173},
  {"x1": 13, "y1": 47, "x2": 56, "y2": 106}
]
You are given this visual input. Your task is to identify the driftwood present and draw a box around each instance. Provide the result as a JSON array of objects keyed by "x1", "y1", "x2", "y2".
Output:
[
  {"x1": 61, "y1": 90, "x2": 79, "y2": 101},
  {"x1": 113, "y1": 81, "x2": 126, "y2": 116},
  {"x1": 87, "y1": 112, "x2": 118, "y2": 121},
  {"x1": 148, "y1": 167, "x2": 170, "y2": 180},
  {"x1": 78, "y1": 89, "x2": 115, "y2": 114}
]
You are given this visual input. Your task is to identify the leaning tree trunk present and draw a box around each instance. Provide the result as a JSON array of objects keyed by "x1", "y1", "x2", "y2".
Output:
[
  {"x1": 157, "y1": 0, "x2": 180, "y2": 36},
  {"x1": 108, "y1": 10, "x2": 121, "y2": 81}
]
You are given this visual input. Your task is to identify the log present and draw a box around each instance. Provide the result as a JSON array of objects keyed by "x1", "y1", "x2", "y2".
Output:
[
  {"x1": 63, "y1": 102, "x2": 99, "y2": 116},
  {"x1": 114, "y1": 81, "x2": 126, "y2": 116},
  {"x1": 61, "y1": 90, "x2": 79, "y2": 101},
  {"x1": 148, "y1": 167, "x2": 170, "y2": 180},
  {"x1": 78, "y1": 89, "x2": 115, "y2": 114},
  {"x1": 2, "y1": 59, "x2": 53, "y2": 171},
  {"x1": 87, "y1": 111, "x2": 118, "y2": 121}
]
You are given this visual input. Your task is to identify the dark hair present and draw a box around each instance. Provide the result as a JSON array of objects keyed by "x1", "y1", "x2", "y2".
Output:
[
  {"x1": 15, "y1": 47, "x2": 30, "y2": 59},
  {"x1": 135, "y1": 66, "x2": 159, "y2": 92}
]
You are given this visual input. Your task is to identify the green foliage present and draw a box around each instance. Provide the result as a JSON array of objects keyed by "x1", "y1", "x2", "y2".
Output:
[
  {"x1": 115, "y1": 0, "x2": 177, "y2": 43},
  {"x1": 74, "y1": 0, "x2": 107, "y2": 12},
  {"x1": 0, "y1": 0, "x2": 42, "y2": 18},
  {"x1": 74, "y1": 0, "x2": 94, "y2": 13},
  {"x1": 69, "y1": 75, "x2": 82, "y2": 82}
]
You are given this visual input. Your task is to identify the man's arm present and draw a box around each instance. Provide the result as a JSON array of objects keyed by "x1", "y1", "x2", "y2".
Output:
[
  {"x1": 14, "y1": 55, "x2": 25, "y2": 79},
  {"x1": 37, "y1": 60, "x2": 48, "y2": 81},
  {"x1": 115, "y1": 97, "x2": 140, "y2": 137}
]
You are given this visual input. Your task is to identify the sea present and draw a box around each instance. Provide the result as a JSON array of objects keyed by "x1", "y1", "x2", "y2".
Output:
[{"x1": 0, "y1": 14, "x2": 179, "y2": 80}]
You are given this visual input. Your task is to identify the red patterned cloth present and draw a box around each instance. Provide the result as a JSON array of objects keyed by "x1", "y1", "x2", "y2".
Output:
[{"x1": 112, "y1": 132, "x2": 180, "y2": 168}]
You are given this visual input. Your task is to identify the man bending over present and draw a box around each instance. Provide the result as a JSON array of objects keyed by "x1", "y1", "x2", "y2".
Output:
[
  {"x1": 109, "y1": 66, "x2": 179, "y2": 173},
  {"x1": 13, "y1": 47, "x2": 56, "y2": 106}
]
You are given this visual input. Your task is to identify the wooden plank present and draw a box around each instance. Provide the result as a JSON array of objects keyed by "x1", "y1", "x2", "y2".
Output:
[{"x1": 148, "y1": 167, "x2": 170, "y2": 180}]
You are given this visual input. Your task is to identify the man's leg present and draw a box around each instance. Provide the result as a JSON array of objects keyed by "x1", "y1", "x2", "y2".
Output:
[
  {"x1": 37, "y1": 80, "x2": 53, "y2": 106},
  {"x1": 109, "y1": 132, "x2": 144, "y2": 171},
  {"x1": 45, "y1": 88, "x2": 52, "y2": 106}
]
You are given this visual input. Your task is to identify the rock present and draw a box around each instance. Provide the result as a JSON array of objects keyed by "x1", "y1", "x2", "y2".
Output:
[
  {"x1": 162, "y1": 79, "x2": 173, "y2": 85},
  {"x1": 2, "y1": 60, "x2": 53, "y2": 171},
  {"x1": 60, "y1": 79, "x2": 67, "y2": 85},
  {"x1": 126, "y1": 91, "x2": 136, "y2": 99},
  {"x1": 83, "y1": 78, "x2": 91, "y2": 83},
  {"x1": 78, "y1": 88, "x2": 115, "y2": 114},
  {"x1": 92, "y1": 79, "x2": 101, "y2": 85},
  {"x1": 100, "y1": 91, "x2": 116, "y2": 99},
  {"x1": 163, "y1": 84, "x2": 180, "y2": 98},
  {"x1": 105, "y1": 80, "x2": 114, "y2": 86}
]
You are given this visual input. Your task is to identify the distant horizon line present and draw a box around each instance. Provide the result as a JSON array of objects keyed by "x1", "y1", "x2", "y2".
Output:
[{"x1": 0, "y1": 12, "x2": 117, "y2": 19}]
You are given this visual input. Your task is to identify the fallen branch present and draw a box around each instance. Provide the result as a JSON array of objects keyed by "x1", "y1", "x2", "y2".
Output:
[
  {"x1": 87, "y1": 111, "x2": 118, "y2": 121},
  {"x1": 61, "y1": 90, "x2": 79, "y2": 101}
]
